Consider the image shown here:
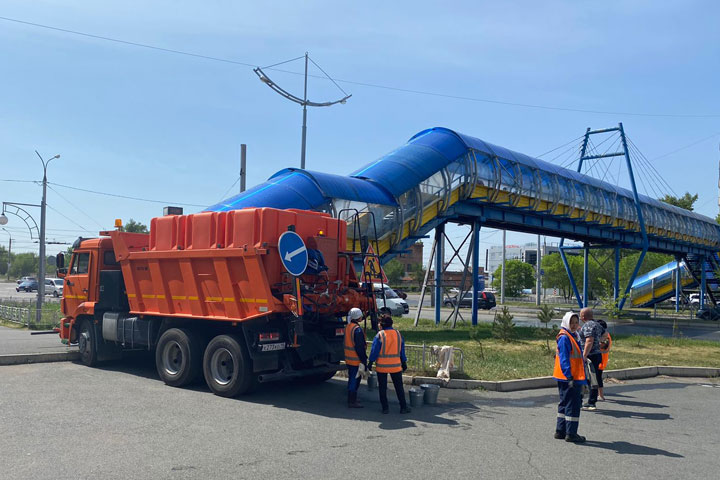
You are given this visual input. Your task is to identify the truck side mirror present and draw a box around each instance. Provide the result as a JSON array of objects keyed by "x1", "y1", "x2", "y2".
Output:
[{"x1": 56, "y1": 252, "x2": 64, "y2": 268}]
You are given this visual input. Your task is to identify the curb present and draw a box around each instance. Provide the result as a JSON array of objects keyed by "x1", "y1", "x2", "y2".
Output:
[
  {"x1": 0, "y1": 351, "x2": 80, "y2": 366},
  {"x1": 397, "y1": 365, "x2": 720, "y2": 392}
]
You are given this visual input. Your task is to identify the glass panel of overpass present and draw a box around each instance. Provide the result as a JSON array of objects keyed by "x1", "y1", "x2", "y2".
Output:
[{"x1": 474, "y1": 153, "x2": 497, "y2": 201}]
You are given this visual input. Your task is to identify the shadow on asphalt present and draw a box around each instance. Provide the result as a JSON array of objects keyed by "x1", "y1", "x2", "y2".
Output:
[
  {"x1": 579, "y1": 440, "x2": 683, "y2": 457},
  {"x1": 88, "y1": 353, "x2": 476, "y2": 430}
]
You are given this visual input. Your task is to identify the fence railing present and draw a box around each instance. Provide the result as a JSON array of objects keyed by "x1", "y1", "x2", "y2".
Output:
[
  {"x1": 405, "y1": 343, "x2": 463, "y2": 373},
  {"x1": 0, "y1": 304, "x2": 63, "y2": 328}
]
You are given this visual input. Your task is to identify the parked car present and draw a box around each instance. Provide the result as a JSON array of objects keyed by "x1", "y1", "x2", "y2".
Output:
[
  {"x1": 16, "y1": 279, "x2": 39, "y2": 292},
  {"x1": 363, "y1": 283, "x2": 409, "y2": 316},
  {"x1": 16, "y1": 276, "x2": 36, "y2": 285},
  {"x1": 44, "y1": 278, "x2": 64, "y2": 297},
  {"x1": 667, "y1": 295, "x2": 688, "y2": 305},
  {"x1": 689, "y1": 293, "x2": 707, "y2": 306},
  {"x1": 444, "y1": 291, "x2": 497, "y2": 310}
]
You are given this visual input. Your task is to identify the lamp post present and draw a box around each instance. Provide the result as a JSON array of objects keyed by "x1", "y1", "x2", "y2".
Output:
[
  {"x1": 1, "y1": 227, "x2": 10, "y2": 281},
  {"x1": 36, "y1": 151, "x2": 61, "y2": 324},
  {"x1": 0, "y1": 151, "x2": 60, "y2": 324}
]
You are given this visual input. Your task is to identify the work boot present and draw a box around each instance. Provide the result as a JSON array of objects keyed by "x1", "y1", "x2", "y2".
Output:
[
  {"x1": 554, "y1": 431, "x2": 565, "y2": 439},
  {"x1": 565, "y1": 433, "x2": 586, "y2": 443},
  {"x1": 348, "y1": 392, "x2": 363, "y2": 408},
  {"x1": 382, "y1": 407, "x2": 389, "y2": 414},
  {"x1": 400, "y1": 406, "x2": 412, "y2": 414}
]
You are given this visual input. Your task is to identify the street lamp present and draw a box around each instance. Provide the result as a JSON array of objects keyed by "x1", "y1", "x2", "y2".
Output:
[
  {"x1": 0, "y1": 151, "x2": 60, "y2": 324},
  {"x1": 36, "y1": 151, "x2": 61, "y2": 323}
]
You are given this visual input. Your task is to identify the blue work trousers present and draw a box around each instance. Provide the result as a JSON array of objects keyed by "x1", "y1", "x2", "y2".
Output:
[
  {"x1": 347, "y1": 365, "x2": 361, "y2": 393},
  {"x1": 556, "y1": 381, "x2": 582, "y2": 435}
]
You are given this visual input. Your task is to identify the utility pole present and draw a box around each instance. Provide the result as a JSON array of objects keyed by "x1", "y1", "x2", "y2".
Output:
[
  {"x1": 536, "y1": 234, "x2": 542, "y2": 306},
  {"x1": 35, "y1": 151, "x2": 60, "y2": 325},
  {"x1": 240, "y1": 144, "x2": 247, "y2": 193},
  {"x1": 253, "y1": 53, "x2": 351, "y2": 169},
  {"x1": 2, "y1": 227, "x2": 10, "y2": 281}
]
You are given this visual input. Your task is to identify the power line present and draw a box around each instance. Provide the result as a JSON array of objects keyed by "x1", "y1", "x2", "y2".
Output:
[
  {"x1": 47, "y1": 182, "x2": 207, "y2": 208},
  {"x1": 2, "y1": 15, "x2": 720, "y2": 119}
]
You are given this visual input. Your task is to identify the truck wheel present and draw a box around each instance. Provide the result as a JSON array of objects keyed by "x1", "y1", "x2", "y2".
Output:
[
  {"x1": 155, "y1": 328, "x2": 202, "y2": 387},
  {"x1": 78, "y1": 318, "x2": 98, "y2": 367},
  {"x1": 203, "y1": 334, "x2": 252, "y2": 397}
]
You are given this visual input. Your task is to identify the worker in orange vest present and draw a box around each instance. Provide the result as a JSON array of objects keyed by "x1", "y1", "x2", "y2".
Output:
[
  {"x1": 344, "y1": 308, "x2": 368, "y2": 408},
  {"x1": 597, "y1": 319, "x2": 611, "y2": 401},
  {"x1": 553, "y1": 311, "x2": 587, "y2": 443},
  {"x1": 368, "y1": 315, "x2": 410, "y2": 414}
]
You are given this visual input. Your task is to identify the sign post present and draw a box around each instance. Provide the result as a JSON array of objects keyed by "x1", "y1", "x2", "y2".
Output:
[{"x1": 278, "y1": 230, "x2": 308, "y2": 346}]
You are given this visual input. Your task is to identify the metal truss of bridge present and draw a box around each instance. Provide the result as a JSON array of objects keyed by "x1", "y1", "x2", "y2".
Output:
[{"x1": 207, "y1": 126, "x2": 720, "y2": 324}]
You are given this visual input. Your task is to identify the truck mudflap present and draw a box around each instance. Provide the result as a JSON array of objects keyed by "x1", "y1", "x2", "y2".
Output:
[{"x1": 257, "y1": 363, "x2": 346, "y2": 383}]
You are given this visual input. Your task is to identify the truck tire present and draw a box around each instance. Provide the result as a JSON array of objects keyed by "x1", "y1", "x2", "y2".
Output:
[
  {"x1": 203, "y1": 334, "x2": 252, "y2": 397},
  {"x1": 78, "y1": 318, "x2": 98, "y2": 367},
  {"x1": 155, "y1": 328, "x2": 202, "y2": 387}
]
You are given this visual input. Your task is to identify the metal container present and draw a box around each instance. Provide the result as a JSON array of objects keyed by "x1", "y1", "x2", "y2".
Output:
[
  {"x1": 409, "y1": 388, "x2": 424, "y2": 408},
  {"x1": 367, "y1": 372, "x2": 378, "y2": 391},
  {"x1": 420, "y1": 383, "x2": 440, "y2": 405}
]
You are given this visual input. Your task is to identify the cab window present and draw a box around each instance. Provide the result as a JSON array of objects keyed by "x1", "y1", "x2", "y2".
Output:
[
  {"x1": 70, "y1": 253, "x2": 90, "y2": 275},
  {"x1": 103, "y1": 250, "x2": 118, "y2": 266}
]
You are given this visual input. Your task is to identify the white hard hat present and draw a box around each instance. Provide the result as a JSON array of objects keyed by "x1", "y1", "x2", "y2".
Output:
[{"x1": 348, "y1": 308, "x2": 363, "y2": 321}]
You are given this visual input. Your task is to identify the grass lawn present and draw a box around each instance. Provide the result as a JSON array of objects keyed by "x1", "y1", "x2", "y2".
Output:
[{"x1": 366, "y1": 316, "x2": 720, "y2": 381}]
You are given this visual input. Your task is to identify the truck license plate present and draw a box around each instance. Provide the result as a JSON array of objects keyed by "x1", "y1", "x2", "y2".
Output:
[{"x1": 260, "y1": 342, "x2": 286, "y2": 352}]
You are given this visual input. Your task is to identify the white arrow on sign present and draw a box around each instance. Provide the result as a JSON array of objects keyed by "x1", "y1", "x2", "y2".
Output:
[{"x1": 284, "y1": 245, "x2": 307, "y2": 262}]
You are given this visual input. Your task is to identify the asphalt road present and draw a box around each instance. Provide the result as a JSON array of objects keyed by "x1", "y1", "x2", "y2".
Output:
[
  {"x1": 0, "y1": 326, "x2": 68, "y2": 355},
  {"x1": 1, "y1": 359, "x2": 719, "y2": 479}
]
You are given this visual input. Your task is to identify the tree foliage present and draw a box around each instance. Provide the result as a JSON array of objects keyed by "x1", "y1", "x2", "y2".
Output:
[
  {"x1": 659, "y1": 192, "x2": 698, "y2": 211},
  {"x1": 120, "y1": 218, "x2": 149, "y2": 233},
  {"x1": 492, "y1": 306, "x2": 516, "y2": 342},
  {"x1": 383, "y1": 259, "x2": 405, "y2": 286},
  {"x1": 491, "y1": 259, "x2": 534, "y2": 297},
  {"x1": 410, "y1": 263, "x2": 426, "y2": 289}
]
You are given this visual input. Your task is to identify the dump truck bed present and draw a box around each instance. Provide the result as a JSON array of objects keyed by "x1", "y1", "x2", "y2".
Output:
[{"x1": 107, "y1": 208, "x2": 349, "y2": 322}]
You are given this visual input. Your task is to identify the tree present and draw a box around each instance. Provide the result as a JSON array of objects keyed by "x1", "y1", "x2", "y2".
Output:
[
  {"x1": 120, "y1": 219, "x2": 149, "y2": 233},
  {"x1": 9, "y1": 252, "x2": 38, "y2": 278},
  {"x1": 410, "y1": 263, "x2": 426, "y2": 290},
  {"x1": 491, "y1": 260, "x2": 534, "y2": 297},
  {"x1": 660, "y1": 192, "x2": 698, "y2": 211},
  {"x1": 492, "y1": 306, "x2": 515, "y2": 342},
  {"x1": 716, "y1": 213, "x2": 720, "y2": 225},
  {"x1": 536, "y1": 304, "x2": 558, "y2": 354},
  {"x1": 383, "y1": 259, "x2": 405, "y2": 286},
  {"x1": 0, "y1": 245, "x2": 8, "y2": 276}
]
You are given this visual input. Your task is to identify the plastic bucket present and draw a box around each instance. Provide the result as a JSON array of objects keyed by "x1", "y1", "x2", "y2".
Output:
[
  {"x1": 367, "y1": 372, "x2": 378, "y2": 391},
  {"x1": 409, "y1": 388, "x2": 424, "y2": 408},
  {"x1": 420, "y1": 384, "x2": 440, "y2": 405}
]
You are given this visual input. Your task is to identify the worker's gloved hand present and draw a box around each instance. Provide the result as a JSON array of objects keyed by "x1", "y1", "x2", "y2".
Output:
[
  {"x1": 367, "y1": 362, "x2": 372, "y2": 371},
  {"x1": 567, "y1": 377, "x2": 574, "y2": 389},
  {"x1": 402, "y1": 361, "x2": 407, "y2": 372}
]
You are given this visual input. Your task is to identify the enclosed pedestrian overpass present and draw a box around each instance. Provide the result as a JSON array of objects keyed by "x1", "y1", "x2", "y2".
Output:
[{"x1": 207, "y1": 126, "x2": 720, "y2": 323}]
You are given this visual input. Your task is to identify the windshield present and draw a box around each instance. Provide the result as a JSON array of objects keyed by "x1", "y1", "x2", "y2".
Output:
[
  {"x1": 382, "y1": 287, "x2": 399, "y2": 299},
  {"x1": 53, "y1": 280, "x2": 64, "y2": 286}
]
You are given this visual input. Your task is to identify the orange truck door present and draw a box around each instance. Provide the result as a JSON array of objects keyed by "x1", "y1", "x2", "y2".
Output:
[{"x1": 62, "y1": 251, "x2": 92, "y2": 315}]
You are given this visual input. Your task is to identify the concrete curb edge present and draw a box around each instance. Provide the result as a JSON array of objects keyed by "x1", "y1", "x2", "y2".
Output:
[
  {"x1": 0, "y1": 351, "x2": 80, "y2": 366},
  {"x1": 399, "y1": 365, "x2": 720, "y2": 392}
]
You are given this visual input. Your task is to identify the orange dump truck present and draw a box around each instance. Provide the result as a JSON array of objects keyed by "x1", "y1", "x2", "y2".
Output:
[{"x1": 58, "y1": 207, "x2": 373, "y2": 397}]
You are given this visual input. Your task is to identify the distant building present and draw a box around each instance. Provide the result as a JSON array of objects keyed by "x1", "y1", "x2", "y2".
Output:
[
  {"x1": 487, "y1": 242, "x2": 560, "y2": 282},
  {"x1": 395, "y1": 242, "x2": 423, "y2": 274}
]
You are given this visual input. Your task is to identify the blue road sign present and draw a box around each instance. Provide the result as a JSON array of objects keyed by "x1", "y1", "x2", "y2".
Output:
[{"x1": 278, "y1": 231, "x2": 308, "y2": 277}]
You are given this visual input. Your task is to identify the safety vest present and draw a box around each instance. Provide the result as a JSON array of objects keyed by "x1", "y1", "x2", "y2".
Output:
[
  {"x1": 344, "y1": 323, "x2": 362, "y2": 366},
  {"x1": 375, "y1": 329, "x2": 402, "y2": 373},
  {"x1": 552, "y1": 329, "x2": 586, "y2": 382},
  {"x1": 599, "y1": 334, "x2": 612, "y2": 370}
]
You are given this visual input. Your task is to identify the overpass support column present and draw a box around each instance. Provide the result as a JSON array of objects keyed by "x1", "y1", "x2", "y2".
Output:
[
  {"x1": 675, "y1": 255, "x2": 681, "y2": 313},
  {"x1": 700, "y1": 254, "x2": 706, "y2": 310},
  {"x1": 434, "y1": 223, "x2": 444, "y2": 325},
  {"x1": 471, "y1": 221, "x2": 481, "y2": 326},
  {"x1": 614, "y1": 247, "x2": 620, "y2": 302},
  {"x1": 583, "y1": 243, "x2": 589, "y2": 308}
]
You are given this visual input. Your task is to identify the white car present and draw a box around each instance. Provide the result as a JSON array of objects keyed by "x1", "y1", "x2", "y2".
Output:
[
  {"x1": 44, "y1": 278, "x2": 64, "y2": 297},
  {"x1": 362, "y1": 283, "x2": 409, "y2": 316},
  {"x1": 689, "y1": 294, "x2": 705, "y2": 306}
]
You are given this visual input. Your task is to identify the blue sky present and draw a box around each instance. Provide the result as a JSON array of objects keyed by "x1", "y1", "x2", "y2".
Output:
[{"x1": 1, "y1": 1, "x2": 719, "y2": 262}]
